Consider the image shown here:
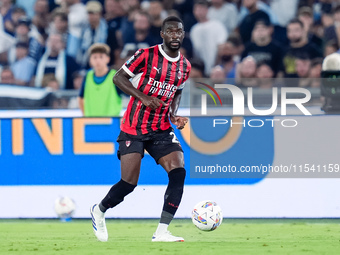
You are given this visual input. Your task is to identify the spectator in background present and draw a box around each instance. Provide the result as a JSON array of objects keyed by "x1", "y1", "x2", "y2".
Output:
[
  {"x1": 0, "y1": 12, "x2": 3, "y2": 32},
  {"x1": 172, "y1": 0, "x2": 196, "y2": 33},
  {"x1": 321, "y1": 6, "x2": 334, "y2": 30},
  {"x1": 50, "y1": 9, "x2": 69, "y2": 46},
  {"x1": 5, "y1": 17, "x2": 44, "y2": 65},
  {"x1": 10, "y1": 42, "x2": 36, "y2": 85},
  {"x1": 0, "y1": 66, "x2": 15, "y2": 84},
  {"x1": 3, "y1": 6, "x2": 26, "y2": 36},
  {"x1": 105, "y1": 0, "x2": 125, "y2": 32},
  {"x1": 238, "y1": 0, "x2": 278, "y2": 26},
  {"x1": 241, "y1": 19, "x2": 284, "y2": 77},
  {"x1": 16, "y1": 0, "x2": 37, "y2": 18},
  {"x1": 210, "y1": 65, "x2": 226, "y2": 83},
  {"x1": 119, "y1": 0, "x2": 140, "y2": 45},
  {"x1": 191, "y1": 0, "x2": 227, "y2": 75},
  {"x1": 189, "y1": 58, "x2": 205, "y2": 79},
  {"x1": 236, "y1": 56, "x2": 257, "y2": 87},
  {"x1": 31, "y1": 0, "x2": 50, "y2": 44},
  {"x1": 296, "y1": 57, "x2": 311, "y2": 79},
  {"x1": 217, "y1": 35, "x2": 243, "y2": 80},
  {"x1": 120, "y1": 11, "x2": 155, "y2": 60},
  {"x1": 283, "y1": 19, "x2": 322, "y2": 77},
  {"x1": 72, "y1": 70, "x2": 85, "y2": 90},
  {"x1": 41, "y1": 73, "x2": 60, "y2": 90},
  {"x1": 324, "y1": 5, "x2": 340, "y2": 49},
  {"x1": 148, "y1": 0, "x2": 167, "y2": 45},
  {"x1": 0, "y1": 27, "x2": 15, "y2": 55},
  {"x1": 35, "y1": 33, "x2": 80, "y2": 89},
  {"x1": 324, "y1": 40, "x2": 338, "y2": 57},
  {"x1": 256, "y1": 61, "x2": 275, "y2": 88},
  {"x1": 256, "y1": 61, "x2": 274, "y2": 78},
  {"x1": 270, "y1": 0, "x2": 299, "y2": 27},
  {"x1": 295, "y1": 57, "x2": 312, "y2": 87},
  {"x1": 309, "y1": 58, "x2": 323, "y2": 87},
  {"x1": 207, "y1": 0, "x2": 238, "y2": 34},
  {"x1": 1, "y1": 0, "x2": 14, "y2": 34},
  {"x1": 77, "y1": 1, "x2": 108, "y2": 68},
  {"x1": 238, "y1": 0, "x2": 270, "y2": 44},
  {"x1": 78, "y1": 43, "x2": 123, "y2": 117},
  {"x1": 297, "y1": 6, "x2": 322, "y2": 49},
  {"x1": 62, "y1": 0, "x2": 88, "y2": 58},
  {"x1": 63, "y1": 0, "x2": 88, "y2": 39}
]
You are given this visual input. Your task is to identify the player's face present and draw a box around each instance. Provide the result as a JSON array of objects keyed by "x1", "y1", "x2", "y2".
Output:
[{"x1": 161, "y1": 21, "x2": 185, "y2": 52}]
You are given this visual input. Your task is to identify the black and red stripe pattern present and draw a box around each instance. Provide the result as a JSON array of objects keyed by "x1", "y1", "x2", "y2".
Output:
[{"x1": 121, "y1": 44, "x2": 191, "y2": 135}]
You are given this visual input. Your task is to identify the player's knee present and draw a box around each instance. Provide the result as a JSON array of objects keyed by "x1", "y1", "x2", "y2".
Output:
[
  {"x1": 163, "y1": 168, "x2": 186, "y2": 214},
  {"x1": 167, "y1": 168, "x2": 186, "y2": 196},
  {"x1": 168, "y1": 167, "x2": 186, "y2": 185}
]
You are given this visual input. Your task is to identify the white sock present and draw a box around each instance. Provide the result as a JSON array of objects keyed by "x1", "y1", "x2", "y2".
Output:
[{"x1": 155, "y1": 223, "x2": 168, "y2": 235}]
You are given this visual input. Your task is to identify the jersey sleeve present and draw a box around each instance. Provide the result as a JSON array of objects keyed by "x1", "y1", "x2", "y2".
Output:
[
  {"x1": 177, "y1": 59, "x2": 191, "y2": 91},
  {"x1": 122, "y1": 49, "x2": 146, "y2": 78}
]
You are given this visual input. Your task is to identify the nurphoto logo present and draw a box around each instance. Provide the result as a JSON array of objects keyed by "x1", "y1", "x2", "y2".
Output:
[{"x1": 198, "y1": 83, "x2": 312, "y2": 128}]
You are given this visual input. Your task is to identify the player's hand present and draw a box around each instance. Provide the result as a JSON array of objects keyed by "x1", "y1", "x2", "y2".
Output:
[
  {"x1": 140, "y1": 95, "x2": 166, "y2": 110},
  {"x1": 170, "y1": 115, "x2": 188, "y2": 130}
]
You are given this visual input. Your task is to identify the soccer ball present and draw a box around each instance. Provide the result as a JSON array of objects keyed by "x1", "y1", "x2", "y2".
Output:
[
  {"x1": 54, "y1": 197, "x2": 76, "y2": 220},
  {"x1": 191, "y1": 201, "x2": 223, "y2": 231}
]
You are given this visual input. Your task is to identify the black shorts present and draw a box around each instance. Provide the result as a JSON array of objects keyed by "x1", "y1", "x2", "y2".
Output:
[{"x1": 117, "y1": 128, "x2": 183, "y2": 164}]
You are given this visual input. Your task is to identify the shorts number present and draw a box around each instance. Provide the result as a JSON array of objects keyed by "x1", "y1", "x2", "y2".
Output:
[{"x1": 169, "y1": 131, "x2": 179, "y2": 144}]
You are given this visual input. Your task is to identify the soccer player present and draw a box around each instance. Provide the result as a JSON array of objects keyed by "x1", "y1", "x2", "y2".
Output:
[{"x1": 90, "y1": 16, "x2": 191, "y2": 242}]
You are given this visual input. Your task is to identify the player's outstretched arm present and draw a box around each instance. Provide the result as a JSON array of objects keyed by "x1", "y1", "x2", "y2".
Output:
[
  {"x1": 113, "y1": 68, "x2": 165, "y2": 110},
  {"x1": 170, "y1": 90, "x2": 188, "y2": 130}
]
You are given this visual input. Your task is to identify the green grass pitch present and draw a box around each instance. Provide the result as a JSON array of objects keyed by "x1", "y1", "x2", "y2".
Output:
[{"x1": 1, "y1": 219, "x2": 340, "y2": 255}]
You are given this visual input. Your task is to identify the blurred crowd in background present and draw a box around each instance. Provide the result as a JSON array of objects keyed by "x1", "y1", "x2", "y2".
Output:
[{"x1": 0, "y1": 0, "x2": 339, "y2": 92}]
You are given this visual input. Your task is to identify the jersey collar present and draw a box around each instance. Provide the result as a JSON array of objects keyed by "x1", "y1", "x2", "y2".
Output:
[{"x1": 158, "y1": 44, "x2": 180, "y2": 62}]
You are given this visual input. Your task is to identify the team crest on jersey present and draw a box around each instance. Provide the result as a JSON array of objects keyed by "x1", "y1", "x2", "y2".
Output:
[
  {"x1": 178, "y1": 70, "x2": 182, "y2": 79},
  {"x1": 126, "y1": 141, "x2": 131, "y2": 147}
]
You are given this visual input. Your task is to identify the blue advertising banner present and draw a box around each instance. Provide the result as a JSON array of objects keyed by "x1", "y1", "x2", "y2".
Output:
[{"x1": 0, "y1": 117, "x2": 273, "y2": 186}]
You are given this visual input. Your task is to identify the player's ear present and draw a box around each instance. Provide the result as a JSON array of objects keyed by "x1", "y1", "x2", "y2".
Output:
[{"x1": 160, "y1": 30, "x2": 164, "y2": 39}]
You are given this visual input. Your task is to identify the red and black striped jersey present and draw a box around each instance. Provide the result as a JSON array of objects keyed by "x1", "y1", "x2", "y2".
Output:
[{"x1": 121, "y1": 44, "x2": 191, "y2": 136}]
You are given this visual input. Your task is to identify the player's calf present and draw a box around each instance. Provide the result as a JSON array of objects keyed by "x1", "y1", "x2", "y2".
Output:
[
  {"x1": 154, "y1": 167, "x2": 186, "y2": 240},
  {"x1": 99, "y1": 179, "x2": 137, "y2": 212},
  {"x1": 162, "y1": 167, "x2": 186, "y2": 217}
]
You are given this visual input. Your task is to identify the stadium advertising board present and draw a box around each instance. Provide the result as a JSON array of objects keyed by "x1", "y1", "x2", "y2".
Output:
[{"x1": 0, "y1": 115, "x2": 340, "y2": 218}]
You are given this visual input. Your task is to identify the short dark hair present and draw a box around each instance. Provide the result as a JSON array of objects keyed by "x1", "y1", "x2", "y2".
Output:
[
  {"x1": 311, "y1": 58, "x2": 324, "y2": 68},
  {"x1": 288, "y1": 18, "x2": 304, "y2": 28},
  {"x1": 254, "y1": 19, "x2": 271, "y2": 28},
  {"x1": 195, "y1": 0, "x2": 209, "y2": 7},
  {"x1": 12, "y1": 6, "x2": 26, "y2": 14},
  {"x1": 161, "y1": 16, "x2": 184, "y2": 31},
  {"x1": 256, "y1": 60, "x2": 272, "y2": 69},
  {"x1": 227, "y1": 34, "x2": 243, "y2": 47}
]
